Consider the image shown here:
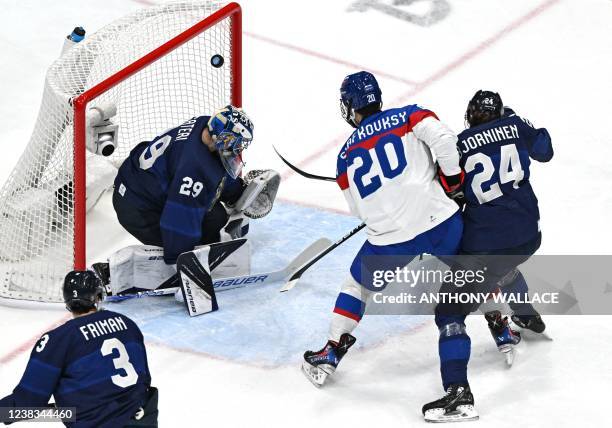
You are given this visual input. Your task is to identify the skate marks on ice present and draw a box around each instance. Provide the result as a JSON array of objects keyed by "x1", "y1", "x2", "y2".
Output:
[{"x1": 106, "y1": 202, "x2": 425, "y2": 367}]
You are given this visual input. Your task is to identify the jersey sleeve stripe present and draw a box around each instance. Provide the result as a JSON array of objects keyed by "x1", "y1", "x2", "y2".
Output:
[
  {"x1": 408, "y1": 110, "x2": 439, "y2": 129},
  {"x1": 408, "y1": 110, "x2": 440, "y2": 131},
  {"x1": 336, "y1": 172, "x2": 349, "y2": 190},
  {"x1": 18, "y1": 358, "x2": 61, "y2": 397}
]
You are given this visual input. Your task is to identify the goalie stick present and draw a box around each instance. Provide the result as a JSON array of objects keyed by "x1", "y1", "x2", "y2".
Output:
[{"x1": 105, "y1": 237, "x2": 333, "y2": 302}]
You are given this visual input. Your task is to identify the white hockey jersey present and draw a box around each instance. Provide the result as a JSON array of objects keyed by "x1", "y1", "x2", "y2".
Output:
[{"x1": 335, "y1": 105, "x2": 460, "y2": 246}]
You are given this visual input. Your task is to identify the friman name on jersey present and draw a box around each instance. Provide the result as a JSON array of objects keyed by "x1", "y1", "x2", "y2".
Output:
[{"x1": 79, "y1": 315, "x2": 128, "y2": 341}]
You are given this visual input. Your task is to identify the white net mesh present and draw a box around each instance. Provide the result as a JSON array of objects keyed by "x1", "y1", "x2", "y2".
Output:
[{"x1": 0, "y1": 1, "x2": 237, "y2": 303}]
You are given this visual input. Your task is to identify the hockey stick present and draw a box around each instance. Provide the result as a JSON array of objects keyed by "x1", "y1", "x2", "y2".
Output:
[
  {"x1": 280, "y1": 222, "x2": 366, "y2": 292},
  {"x1": 272, "y1": 146, "x2": 367, "y2": 292},
  {"x1": 105, "y1": 237, "x2": 333, "y2": 302},
  {"x1": 272, "y1": 145, "x2": 335, "y2": 182},
  {"x1": 272, "y1": 145, "x2": 365, "y2": 293}
]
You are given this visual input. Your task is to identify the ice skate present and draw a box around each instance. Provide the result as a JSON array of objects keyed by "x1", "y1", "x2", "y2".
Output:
[
  {"x1": 511, "y1": 313, "x2": 552, "y2": 341},
  {"x1": 302, "y1": 333, "x2": 356, "y2": 387},
  {"x1": 485, "y1": 310, "x2": 521, "y2": 366},
  {"x1": 422, "y1": 384, "x2": 479, "y2": 423}
]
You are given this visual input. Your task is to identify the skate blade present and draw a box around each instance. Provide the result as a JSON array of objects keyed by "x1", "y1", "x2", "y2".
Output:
[
  {"x1": 424, "y1": 405, "x2": 479, "y2": 423},
  {"x1": 518, "y1": 329, "x2": 553, "y2": 341},
  {"x1": 509, "y1": 320, "x2": 552, "y2": 341},
  {"x1": 301, "y1": 361, "x2": 333, "y2": 388},
  {"x1": 498, "y1": 344, "x2": 517, "y2": 367}
]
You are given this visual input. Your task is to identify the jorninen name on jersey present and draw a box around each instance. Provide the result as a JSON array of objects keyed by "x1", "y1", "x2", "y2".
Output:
[{"x1": 459, "y1": 124, "x2": 520, "y2": 154}]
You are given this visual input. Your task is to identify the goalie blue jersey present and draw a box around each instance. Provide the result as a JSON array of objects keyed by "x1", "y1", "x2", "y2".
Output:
[
  {"x1": 115, "y1": 115, "x2": 244, "y2": 263},
  {"x1": 0, "y1": 310, "x2": 151, "y2": 428},
  {"x1": 457, "y1": 110, "x2": 553, "y2": 251}
]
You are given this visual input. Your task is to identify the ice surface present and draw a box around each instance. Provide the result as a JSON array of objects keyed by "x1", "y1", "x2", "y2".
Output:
[{"x1": 108, "y1": 202, "x2": 426, "y2": 367}]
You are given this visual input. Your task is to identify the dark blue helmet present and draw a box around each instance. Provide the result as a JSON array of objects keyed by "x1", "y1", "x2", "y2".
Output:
[
  {"x1": 465, "y1": 90, "x2": 504, "y2": 127},
  {"x1": 63, "y1": 270, "x2": 104, "y2": 313},
  {"x1": 340, "y1": 71, "x2": 383, "y2": 128}
]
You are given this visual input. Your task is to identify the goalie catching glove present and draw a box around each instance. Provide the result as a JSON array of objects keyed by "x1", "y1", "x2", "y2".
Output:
[{"x1": 231, "y1": 169, "x2": 280, "y2": 219}]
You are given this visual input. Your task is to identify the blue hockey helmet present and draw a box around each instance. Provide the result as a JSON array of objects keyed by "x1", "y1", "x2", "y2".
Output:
[
  {"x1": 340, "y1": 71, "x2": 383, "y2": 128},
  {"x1": 208, "y1": 106, "x2": 254, "y2": 178},
  {"x1": 465, "y1": 90, "x2": 504, "y2": 127}
]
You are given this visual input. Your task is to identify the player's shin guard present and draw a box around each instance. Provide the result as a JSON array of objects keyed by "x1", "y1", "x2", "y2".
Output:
[{"x1": 436, "y1": 317, "x2": 471, "y2": 390}]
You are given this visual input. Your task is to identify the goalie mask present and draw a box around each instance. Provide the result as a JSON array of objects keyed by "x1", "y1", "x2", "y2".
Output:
[{"x1": 208, "y1": 106, "x2": 254, "y2": 179}]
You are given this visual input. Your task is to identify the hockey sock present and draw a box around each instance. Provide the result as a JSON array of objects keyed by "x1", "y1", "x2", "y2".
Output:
[
  {"x1": 436, "y1": 315, "x2": 471, "y2": 390},
  {"x1": 328, "y1": 277, "x2": 369, "y2": 342},
  {"x1": 502, "y1": 270, "x2": 539, "y2": 317}
]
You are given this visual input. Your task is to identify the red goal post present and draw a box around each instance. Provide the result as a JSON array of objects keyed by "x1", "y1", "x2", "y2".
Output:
[{"x1": 72, "y1": 2, "x2": 242, "y2": 271}]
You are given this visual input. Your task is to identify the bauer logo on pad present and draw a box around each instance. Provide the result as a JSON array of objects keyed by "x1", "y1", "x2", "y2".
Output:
[{"x1": 178, "y1": 251, "x2": 218, "y2": 317}]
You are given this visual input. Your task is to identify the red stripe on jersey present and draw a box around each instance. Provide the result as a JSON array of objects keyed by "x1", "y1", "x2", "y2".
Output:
[
  {"x1": 407, "y1": 110, "x2": 439, "y2": 130},
  {"x1": 347, "y1": 126, "x2": 408, "y2": 154},
  {"x1": 333, "y1": 307, "x2": 362, "y2": 322},
  {"x1": 336, "y1": 172, "x2": 349, "y2": 190}
]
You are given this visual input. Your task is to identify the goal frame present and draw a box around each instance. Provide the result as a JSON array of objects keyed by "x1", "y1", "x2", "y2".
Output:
[{"x1": 72, "y1": 2, "x2": 242, "y2": 271}]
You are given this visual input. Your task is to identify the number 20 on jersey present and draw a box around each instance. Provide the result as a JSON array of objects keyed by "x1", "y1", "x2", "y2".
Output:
[{"x1": 348, "y1": 134, "x2": 407, "y2": 199}]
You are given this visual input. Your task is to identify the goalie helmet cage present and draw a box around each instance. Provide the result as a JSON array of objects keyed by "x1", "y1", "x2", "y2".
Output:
[{"x1": 0, "y1": 1, "x2": 242, "y2": 304}]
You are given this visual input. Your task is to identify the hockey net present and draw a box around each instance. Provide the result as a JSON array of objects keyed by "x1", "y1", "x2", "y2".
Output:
[{"x1": 0, "y1": 1, "x2": 241, "y2": 303}]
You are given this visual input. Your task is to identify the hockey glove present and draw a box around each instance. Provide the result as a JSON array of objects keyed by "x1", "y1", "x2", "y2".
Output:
[
  {"x1": 230, "y1": 169, "x2": 280, "y2": 219},
  {"x1": 438, "y1": 167, "x2": 465, "y2": 207}
]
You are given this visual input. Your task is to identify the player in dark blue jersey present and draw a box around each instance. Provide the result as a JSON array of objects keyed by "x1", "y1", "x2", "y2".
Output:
[
  {"x1": 423, "y1": 90, "x2": 553, "y2": 422},
  {"x1": 113, "y1": 106, "x2": 254, "y2": 264},
  {"x1": 0, "y1": 271, "x2": 157, "y2": 427}
]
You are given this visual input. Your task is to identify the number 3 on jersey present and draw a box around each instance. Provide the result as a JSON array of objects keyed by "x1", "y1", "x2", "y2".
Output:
[
  {"x1": 349, "y1": 134, "x2": 407, "y2": 198},
  {"x1": 464, "y1": 143, "x2": 525, "y2": 204},
  {"x1": 101, "y1": 338, "x2": 138, "y2": 388}
]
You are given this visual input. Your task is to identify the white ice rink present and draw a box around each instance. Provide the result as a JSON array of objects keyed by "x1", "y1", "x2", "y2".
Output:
[{"x1": 1, "y1": 0, "x2": 612, "y2": 426}]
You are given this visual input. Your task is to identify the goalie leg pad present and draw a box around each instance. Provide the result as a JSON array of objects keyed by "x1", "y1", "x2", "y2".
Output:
[
  {"x1": 177, "y1": 249, "x2": 219, "y2": 317},
  {"x1": 108, "y1": 245, "x2": 175, "y2": 295}
]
